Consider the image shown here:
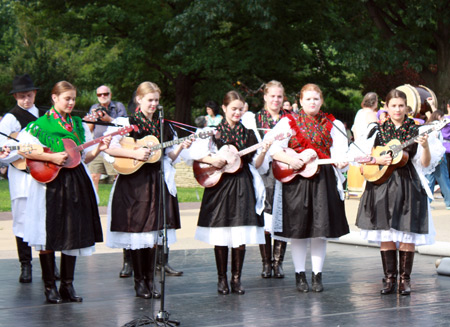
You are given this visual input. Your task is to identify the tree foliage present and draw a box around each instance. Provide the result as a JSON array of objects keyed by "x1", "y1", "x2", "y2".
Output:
[{"x1": 0, "y1": 0, "x2": 448, "y2": 126}]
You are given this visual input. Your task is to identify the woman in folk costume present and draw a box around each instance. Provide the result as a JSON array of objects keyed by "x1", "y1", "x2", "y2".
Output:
[
  {"x1": 241, "y1": 80, "x2": 295, "y2": 279},
  {"x1": 268, "y1": 83, "x2": 350, "y2": 293},
  {"x1": 189, "y1": 90, "x2": 270, "y2": 295},
  {"x1": 104, "y1": 81, "x2": 191, "y2": 299},
  {"x1": 20, "y1": 81, "x2": 110, "y2": 304},
  {"x1": 355, "y1": 89, "x2": 441, "y2": 295}
]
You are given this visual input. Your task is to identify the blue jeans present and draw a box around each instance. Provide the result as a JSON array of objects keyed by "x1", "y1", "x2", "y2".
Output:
[{"x1": 426, "y1": 155, "x2": 450, "y2": 207}]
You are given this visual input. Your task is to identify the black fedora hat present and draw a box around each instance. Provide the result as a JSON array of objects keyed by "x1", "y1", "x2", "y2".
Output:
[{"x1": 9, "y1": 74, "x2": 39, "y2": 94}]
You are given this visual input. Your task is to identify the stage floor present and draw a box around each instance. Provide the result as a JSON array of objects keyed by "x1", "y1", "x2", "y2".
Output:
[{"x1": 1, "y1": 243, "x2": 450, "y2": 327}]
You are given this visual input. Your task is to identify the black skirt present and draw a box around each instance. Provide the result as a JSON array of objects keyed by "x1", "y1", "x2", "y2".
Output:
[
  {"x1": 198, "y1": 164, "x2": 264, "y2": 228},
  {"x1": 275, "y1": 165, "x2": 349, "y2": 239},
  {"x1": 110, "y1": 162, "x2": 181, "y2": 233},
  {"x1": 356, "y1": 161, "x2": 428, "y2": 234},
  {"x1": 45, "y1": 165, "x2": 103, "y2": 251}
]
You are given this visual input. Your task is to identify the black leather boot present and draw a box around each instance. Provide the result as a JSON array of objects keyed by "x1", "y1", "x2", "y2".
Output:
[
  {"x1": 311, "y1": 272, "x2": 324, "y2": 292},
  {"x1": 119, "y1": 249, "x2": 133, "y2": 278},
  {"x1": 230, "y1": 246, "x2": 246, "y2": 295},
  {"x1": 399, "y1": 251, "x2": 414, "y2": 296},
  {"x1": 214, "y1": 246, "x2": 229, "y2": 295},
  {"x1": 295, "y1": 272, "x2": 309, "y2": 293},
  {"x1": 59, "y1": 254, "x2": 83, "y2": 302},
  {"x1": 39, "y1": 252, "x2": 62, "y2": 304},
  {"x1": 16, "y1": 237, "x2": 32, "y2": 283},
  {"x1": 156, "y1": 245, "x2": 183, "y2": 276},
  {"x1": 143, "y1": 247, "x2": 161, "y2": 299},
  {"x1": 273, "y1": 240, "x2": 287, "y2": 278},
  {"x1": 131, "y1": 249, "x2": 151, "y2": 299},
  {"x1": 380, "y1": 250, "x2": 397, "y2": 295},
  {"x1": 259, "y1": 233, "x2": 272, "y2": 278}
]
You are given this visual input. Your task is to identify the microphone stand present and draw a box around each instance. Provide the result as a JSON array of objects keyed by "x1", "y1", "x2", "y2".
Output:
[
  {"x1": 122, "y1": 105, "x2": 180, "y2": 327},
  {"x1": 155, "y1": 105, "x2": 180, "y2": 326}
]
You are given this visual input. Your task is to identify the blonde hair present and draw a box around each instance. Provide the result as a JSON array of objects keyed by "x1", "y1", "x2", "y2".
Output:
[
  {"x1": 264, "y1": 80, "x2": 285, "y2": 95},
  {"x1": 136, "y1": 82, "x2": 161, "y2": 99}
]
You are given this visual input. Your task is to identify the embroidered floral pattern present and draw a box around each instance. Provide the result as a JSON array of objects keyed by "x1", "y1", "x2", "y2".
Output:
[
  {"x1": 378, "y1": 117, "x2": 418, "y2": 145},
  {"x1": 287, "y1": 109, "x2": 335, "y2": 159},
  {"x1": 133, "y1": 108, "x2": 160, "y2": 139},
  {"x1": 216, "y1": 120, "x2": 247, "y2": 150}
]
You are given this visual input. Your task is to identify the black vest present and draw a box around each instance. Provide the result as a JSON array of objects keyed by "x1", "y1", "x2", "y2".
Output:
[{"x1": 8, "y1": 105, "x2": 43, "y2": 129}]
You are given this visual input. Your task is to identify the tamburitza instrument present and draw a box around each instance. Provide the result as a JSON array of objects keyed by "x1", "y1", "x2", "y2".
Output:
[{"x1": 396, "y1": 84, "x2": 438, "y2": 118}]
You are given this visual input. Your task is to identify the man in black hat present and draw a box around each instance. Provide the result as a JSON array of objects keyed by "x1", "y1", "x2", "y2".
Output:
[{"x1": 0, "y1": 74, "x2": 59, "y2": 283}]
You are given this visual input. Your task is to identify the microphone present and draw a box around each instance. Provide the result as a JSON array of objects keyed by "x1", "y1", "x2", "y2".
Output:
[{"x1": 157, "y1": 105, "x2": 163, "y2": 111}]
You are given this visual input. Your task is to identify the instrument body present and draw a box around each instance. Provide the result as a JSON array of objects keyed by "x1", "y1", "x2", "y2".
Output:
[
  {"x1": 362, "y1": 118, "x2": 450, "y2": 185},
  {"x1": 193, "y1": 133, "x2": 291, "y2": 187},
  {"x1": 26, "y1": 126, "x2": 136, "y2": 183},
  {"x1": 193, "y1": 145, "x2": 242, "y2": 188},
  {"x1": 113, "y1": 130, "x2": 214, "y2": 175},
  {"x1": 272, "y1": 148, "x2": 370, "y2": 183}
]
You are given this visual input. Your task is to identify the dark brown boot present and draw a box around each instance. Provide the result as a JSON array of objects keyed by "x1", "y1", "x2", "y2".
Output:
[
  {"x1": 131, "y1": 249, "x2": 151, "y2": 299},
  {"x1": 39, "y1": 252, "x2": 62, "y2": 304},
  {"x1": 143, "y1": 247, "x2": 161, "y2": 299},
  {"x1": 156, "y1": 245, "x2": 183, "y2": 276},
  {"x1": 380, "y1": 250, "x2": 397, "y2": 295},
  {"x1": 59, "y1": 254, "x2": 83, "y2": 302},
  {"x1": 16, "y1": 237, "x2": 32, "y2": 283},
  {"x1": 259, "y1": 233, "x2": 272, "y2": 278},
  {"x1": 230, "y1": 246, "x2": 246, "y2": 295},
  {"x1": 399, "y1": 251, "x2": 414, "y2": 296},
  {"x1": 119, "y1": 249, "x2": 133, "y2": 278},
  {"x1": 214, "y1": 246, "x2": 229, "y2": 295},
  {"x1": 273, "y1": 240, "x2": 287, "y2": 278}
]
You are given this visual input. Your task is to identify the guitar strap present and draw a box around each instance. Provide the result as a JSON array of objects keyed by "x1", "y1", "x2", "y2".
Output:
[{"x1": 327, "y1": 118, "x2": 369, "y2": 156}]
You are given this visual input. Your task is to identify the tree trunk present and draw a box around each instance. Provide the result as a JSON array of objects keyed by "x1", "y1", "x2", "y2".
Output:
[{"x1": 174, "y1": 73, "x2": 194, "y2": 136}]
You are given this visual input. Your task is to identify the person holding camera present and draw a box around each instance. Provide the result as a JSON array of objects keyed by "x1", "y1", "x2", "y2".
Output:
[{"x1": 87, "y1": 85, "x2": 127, "y2": 190}]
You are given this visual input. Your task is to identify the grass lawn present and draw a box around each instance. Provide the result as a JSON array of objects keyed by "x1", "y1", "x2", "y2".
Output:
[{"x1": 0, "y1": 179, "x2": 203, "y2": 212}]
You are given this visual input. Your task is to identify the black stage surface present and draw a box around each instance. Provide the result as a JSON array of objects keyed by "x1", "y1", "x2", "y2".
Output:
[{"x1": 1, "y1": 243, "x2": 450, "y2": 327}]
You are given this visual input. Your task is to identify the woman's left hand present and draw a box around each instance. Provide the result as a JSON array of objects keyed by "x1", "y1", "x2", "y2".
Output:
[
  {"x1": 261, "y1": 140, "x2": 273, "y2": 154},
  {"x1": 180, "y1": 139, "x2": 193, "y2": 150},
  {"x1": 98, "y1": 136, "x2": 112, "y2": 152},
  {"x1": 416, "y1": 133, "x2": 429, "y2": 149}
]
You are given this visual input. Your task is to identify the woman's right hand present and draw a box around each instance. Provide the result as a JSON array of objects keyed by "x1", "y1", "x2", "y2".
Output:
[
  {"x1": 210, "y1": 157, "x2": 227, "y2": 169},
  {"x1": 376, "y1": 154, "x2": 392, "y2": 166},
  {"x1": 51, "y1": 152, "x2": 69, "y2": 166},
  {"x1": 134, "y1": 148, "x2": 151, "y2": 161},
  {"x1": 288, "y1": 157, "x2": 305, "y2": 170}
]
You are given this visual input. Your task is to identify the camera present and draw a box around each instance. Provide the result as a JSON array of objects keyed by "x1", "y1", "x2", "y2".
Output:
[{"x1": 94, "y1": 106, "x2": 107, "y2": 115}]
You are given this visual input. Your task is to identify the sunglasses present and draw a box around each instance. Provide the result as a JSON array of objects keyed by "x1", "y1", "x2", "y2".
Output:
[{"x1": 97, "y1": 92, "x2": 110, "y2": 97}]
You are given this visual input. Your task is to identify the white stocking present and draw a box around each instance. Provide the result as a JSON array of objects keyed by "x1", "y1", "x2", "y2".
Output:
[
  {"x1": 290, "y1": 239, "x2": 309, "y2": 273},
  {"x1": 311, "y1": 238, "x2": 327, "y2": 274}
]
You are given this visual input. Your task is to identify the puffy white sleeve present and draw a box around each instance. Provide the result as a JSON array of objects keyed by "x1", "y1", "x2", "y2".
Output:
[
  {"x1": 330, "y1": 119, "x2": 350, "y2": 173},
  {"x1": 268, "y1": 117, "x2": 292, "y2": 157},
  {"x1": 105, "y1": 117, "x2": 131, "y2": 149},
  {"x1": 185, "y1": 128, "x2": 217, "y2": 163},
  {"x1": 413, "y1": 126, "x2": 445, "y2": 176}
]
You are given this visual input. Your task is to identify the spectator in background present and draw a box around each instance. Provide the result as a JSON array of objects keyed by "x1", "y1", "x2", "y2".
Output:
[
  {"x1": 351, "y1": 92, "x2": 378, "y2": 141},
  {"x1": 441, "y1": 100, "x2": 450, "y2": 176},
  {"x1": 282, "y1": 100, "x2": 293, "y2": 112},
  {"x1": 86, "y1": 85, "x2": 127, "y2": 191},
  {"x1": 205, "y1": 100, "x2": 223, "y2": 127},
  {"x1": 424, "y1": 110, "x2": 450, "y2": 209}
]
